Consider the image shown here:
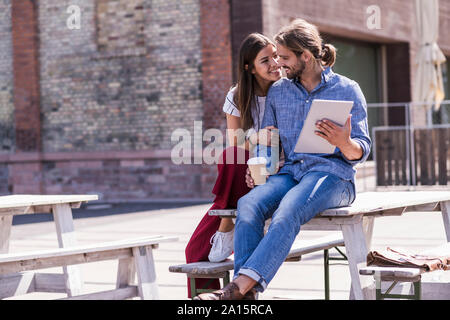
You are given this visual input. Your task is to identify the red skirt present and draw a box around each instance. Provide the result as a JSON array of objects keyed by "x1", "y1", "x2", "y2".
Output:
[{"x1": 184, "y1": 146, "x2": 251, "y2": 298}]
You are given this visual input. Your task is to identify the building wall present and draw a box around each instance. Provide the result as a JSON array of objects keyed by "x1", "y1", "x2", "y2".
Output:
[
  {"x1": 2, "y1": 0, "x2": 229, "y2": 201},
  {"x1": 0, "y1": 0, "x2": 13, "y2": 194},
  {"x1": 39, "y1": 0, "x2": 203, "y2": 152},
  {"x1": 262, "y1": 0, "x2": 450, "y2": 125},
  {"x1": 3, "y1": 1, "x2": 449, "y2": 200},
  {"x1": 0, "y1": 0, "x2": 14, "y2": 154}
]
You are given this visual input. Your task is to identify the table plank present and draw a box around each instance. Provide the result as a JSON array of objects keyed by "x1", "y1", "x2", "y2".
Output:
[
  {"x1": 209, "y1": 191, "x2": 450, "y2": 218},
  {"x1": 0, "y1": 194, "x2": 98, "y2": 209}
]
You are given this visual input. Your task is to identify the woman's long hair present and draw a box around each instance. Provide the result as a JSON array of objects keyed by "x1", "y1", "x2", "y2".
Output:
[
  {"x1": 234, "y1": 33, "x2": 276, "y2": 131},
  {"x1": 275, "y1": 18, "x2": 337, "y2": 68}
]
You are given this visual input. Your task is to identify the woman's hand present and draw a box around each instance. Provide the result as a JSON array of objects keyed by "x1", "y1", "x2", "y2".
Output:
[{"x1": 245, "y1": 168, "x2": 255, "y2": 189}]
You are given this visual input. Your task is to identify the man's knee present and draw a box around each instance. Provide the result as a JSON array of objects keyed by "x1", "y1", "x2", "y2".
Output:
[{"x1": 237, "y1": 193, "x2": 266, "y2": 225}]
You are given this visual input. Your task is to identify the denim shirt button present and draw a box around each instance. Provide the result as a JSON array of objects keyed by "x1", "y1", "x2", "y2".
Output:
[{"x1": 300, "y1": 160, "x2": 304, "y2": 164}]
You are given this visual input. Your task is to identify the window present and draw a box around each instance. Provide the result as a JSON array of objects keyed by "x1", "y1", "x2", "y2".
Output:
[{"x1": 443, "y1": 57, "x2": 450, "y2": 100}]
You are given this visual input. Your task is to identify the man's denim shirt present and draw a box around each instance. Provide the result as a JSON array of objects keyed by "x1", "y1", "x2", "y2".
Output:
[{"x1": 261, "y1": 67, "x2": 372, "y2": 186}]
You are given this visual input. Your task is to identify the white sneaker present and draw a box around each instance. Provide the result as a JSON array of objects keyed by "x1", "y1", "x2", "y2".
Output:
[{"x1": 208, "y1": 230, "x2": 234, "y2": 262}]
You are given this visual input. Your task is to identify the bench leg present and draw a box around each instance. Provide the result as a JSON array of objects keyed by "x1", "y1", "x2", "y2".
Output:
[
  {"x1": 0, "y1": 215, "x2": 13, "y2": 254},
  {"x1": 189, "y1": 278, "x2": 198, "y2": 298},
  {"x1": 133, "y1": 246, "x2": 159, "y2": 300},
  {"x1": 341, "y1": 221, "x2": 376, "y2": 300},
  {"x1": 441, "y1": 200, "x2": 450, "y2": 242},
  {"x1": 375, "y1": 278, "x2": 421, "y2": 300},
  {"x1": 324, "y1": 249, "x2": 330, "y2": 300},
  {"x1": 116, "y1": 258, "x2": 136, "y2": 289},
  {"x1": 52, "y1": 204, "x2": 83, "y2": 297}
]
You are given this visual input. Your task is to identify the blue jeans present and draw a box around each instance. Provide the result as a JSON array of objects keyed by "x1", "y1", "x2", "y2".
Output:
[{"x1": 234, "y1": 171, "x2": 355, "y2": 292}]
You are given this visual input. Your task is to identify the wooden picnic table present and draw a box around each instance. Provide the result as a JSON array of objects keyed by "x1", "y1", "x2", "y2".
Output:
[
  {"x1": 209, "y1": 191, "x2": 450, "y2": 300},
  {"x1": 0, "y1": 194, "x2": 98, "y2": 297}
]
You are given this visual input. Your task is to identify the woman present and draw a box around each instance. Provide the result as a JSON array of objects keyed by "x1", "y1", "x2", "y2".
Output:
[{"x1": 184, "y1": 33, "x2": 282, "y2": 298}]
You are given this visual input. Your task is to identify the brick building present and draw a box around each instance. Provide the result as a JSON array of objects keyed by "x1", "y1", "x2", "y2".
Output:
[{"x1": 0, "y1": 0, "x2": 449, "y2": 201}]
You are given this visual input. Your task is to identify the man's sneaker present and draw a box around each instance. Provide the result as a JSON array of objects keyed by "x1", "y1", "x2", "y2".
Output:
[{"x1": 208, "y1": 230, "x2": 234, "y2": 262}]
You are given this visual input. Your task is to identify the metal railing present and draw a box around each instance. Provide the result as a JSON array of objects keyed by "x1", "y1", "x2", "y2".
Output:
[{"x1": 365, "y1": 100, "x2": 450, "y2": 188}]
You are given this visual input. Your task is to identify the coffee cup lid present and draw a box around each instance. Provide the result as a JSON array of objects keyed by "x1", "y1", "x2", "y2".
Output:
[{"x1": 247, "y1": 157, "x2": 267, "y2": 165}]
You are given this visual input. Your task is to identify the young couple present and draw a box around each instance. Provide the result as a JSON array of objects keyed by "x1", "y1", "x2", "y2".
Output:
[{"x1": 185, "y1": 18, "x2": 371, "y2": 300}]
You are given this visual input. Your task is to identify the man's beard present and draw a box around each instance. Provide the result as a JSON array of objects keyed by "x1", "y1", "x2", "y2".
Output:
[{"x1": 285, "y1": 60, "x2": 306, "y2": 80}]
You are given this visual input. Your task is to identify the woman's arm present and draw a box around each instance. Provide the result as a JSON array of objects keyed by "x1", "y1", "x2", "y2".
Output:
[{"x1": 226, "y1": 114, "x2": 251, "y2": 150}]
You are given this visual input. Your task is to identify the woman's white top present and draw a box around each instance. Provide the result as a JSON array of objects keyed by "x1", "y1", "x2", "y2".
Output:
[{"x1": 222, "y1": 87, "x2": 266, "y2": 135}]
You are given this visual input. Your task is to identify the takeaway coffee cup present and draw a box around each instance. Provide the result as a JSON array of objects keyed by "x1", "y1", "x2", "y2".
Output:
[{"x1": 247, "y1": 157, "x2": 269, "y2": 185}]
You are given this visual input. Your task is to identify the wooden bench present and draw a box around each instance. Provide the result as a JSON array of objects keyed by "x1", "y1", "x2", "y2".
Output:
[
  {"x1": 0, "y1": 235, "x2": 177, "y2": 300},
  {"x1": 359, "y1": 243, "x2": 450, "y2": 300},
  {"x1": 169, "y1": 232, "x2": 346, "y2": 299}
]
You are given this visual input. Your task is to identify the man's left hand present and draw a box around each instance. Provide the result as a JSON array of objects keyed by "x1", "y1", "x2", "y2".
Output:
[{"x1": 315, "y1": 115, "x2": 352, "y2": 150}]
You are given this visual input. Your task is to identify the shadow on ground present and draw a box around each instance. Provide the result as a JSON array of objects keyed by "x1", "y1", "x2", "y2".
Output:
[{"x1": 12, "y1": 201, "x2": 210, "y2": 225}]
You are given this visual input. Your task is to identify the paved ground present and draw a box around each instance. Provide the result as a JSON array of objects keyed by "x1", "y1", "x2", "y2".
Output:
[{"x1": 5, "y1": 196, "x2": 450, "y2": 300}]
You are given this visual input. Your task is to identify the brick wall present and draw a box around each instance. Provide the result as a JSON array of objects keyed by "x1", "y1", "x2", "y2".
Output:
[
  {"x1": 38, "y1": 0, "x2": 203, "y2": 152},
  {"x1": 200, "y1": 0, "x2": 233, "y2": 132},
  {"x1": 12, "y1": 0, "x2": 42, "y2": 152},
  {"x1": 0, "y1": 0, "x2": 15, "y2": 154},
  {"x1": 2, "y1": 0, "x2": 227, "y2": 200}
]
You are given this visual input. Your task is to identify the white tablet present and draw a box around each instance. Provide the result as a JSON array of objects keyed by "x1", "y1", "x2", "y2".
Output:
[{"x1": 294, "y1": 99, "x2": 353, "y2": 154}]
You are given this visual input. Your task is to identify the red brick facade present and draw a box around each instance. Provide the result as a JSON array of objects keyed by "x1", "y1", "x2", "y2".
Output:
[
  {"x1": 200, "y1": 0, "x2": 233, "y2": 132},
  {"x1": 11, "y1": 0, "x2": 41, "y2": 152},
  {"x1": 10, "y1": 0, "x2": 43, "y2": 194},
  {"x1": 4, "y1": 0, "x2": 450, "y2": 200}
]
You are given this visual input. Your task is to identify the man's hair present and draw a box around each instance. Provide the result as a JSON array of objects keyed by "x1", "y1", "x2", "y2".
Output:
[{"x1": 275, "y1": 19, "x2": 336, "y2": 67}]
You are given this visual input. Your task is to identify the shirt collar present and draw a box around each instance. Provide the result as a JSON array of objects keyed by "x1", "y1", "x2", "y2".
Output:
[
  {"x1": 293, "y1": 67, "x2": 334, "y2": 93},
  {"x1": 322, "y1": 67, "x2": 334, "y2": 83}
]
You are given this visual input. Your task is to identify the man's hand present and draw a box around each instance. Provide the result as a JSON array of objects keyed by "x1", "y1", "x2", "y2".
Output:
[
  {"x1": 315, "y1": 115, "x2": 363, "y2": 161},
  {"x1": 315, "y1": 115, "x2": 351, "y2": 150}
]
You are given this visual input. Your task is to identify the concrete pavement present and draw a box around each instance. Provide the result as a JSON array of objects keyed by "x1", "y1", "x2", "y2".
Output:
[{"x1": 5, "y1": 197, "x2": 450, "y2": 300}]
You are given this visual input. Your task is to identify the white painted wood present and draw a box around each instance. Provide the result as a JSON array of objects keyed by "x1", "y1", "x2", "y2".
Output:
[
  {"x1": 52, "y1": 203, "x2": 83, "y2": 297},
  {"x1": 170, "y1": 233, "x2": 345, "y2": 276},
  {"x1": 341, "y1": 222, "x2": 376, "y2": 300},
  {"x1": 0, "y1": 236, "x2": 176, "y2": 299},
  {"x1": 362, "y1": 217, "x2": 374, "y2": 250},
  {"x1": 359, "y1": 266, "x2": 424, "y2": 278},
  {"x1": 133, "y1": 246, "x2": 159, "y2": 300},
  {"x1": 0, "y1": 236, "x2": 176, "y2": 264},
  {"x1": 0, "y1": 272, "x2": 35, "y2": 299},
  {"x1": 0, "y1": 194, "x2": 98, "y2": 209},
  {"x1": 0, "y1": 215, "x2": 13, "y2": 254},
  {"x1": 116, "y1": 258, "x2": 135, "y2": 289},
  {"x1": 441, "y1": 200, "x2": 450, "y2": 242},
  {"x1": 320, "y1": 191, "x2": 450, "y2": 217},
  {"x1": 61, "y1": 286, "x2": 139, "y2": 300},
  {"x1": 209, "y1": 191, "x2": 450, "y2": 218},
  {"x1": 286, "y1": 233, "x2": 344, "y2": 258},
  {"x1": 34, "y1": 273, "x2": 67, "y2": 293},
  {"x1": 0, "y1": 272, "x2": 67, "y2": 298}
]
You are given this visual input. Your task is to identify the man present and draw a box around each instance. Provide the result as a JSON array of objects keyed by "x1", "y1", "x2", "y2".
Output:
[{"x1": 194, "y1": 18, "x2": 371, "y2": 300}]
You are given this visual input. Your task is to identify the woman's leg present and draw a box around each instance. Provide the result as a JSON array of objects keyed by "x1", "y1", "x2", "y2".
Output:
[
  {"x1": 185, "y1": 203, "x2": 222, "y2": 298},
  {"x1": 217, "y1": 217, "x2": 234, "y2": 232},
  {"x1": 184, "y1": 146, "x2": 250, "y2": 298}
]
